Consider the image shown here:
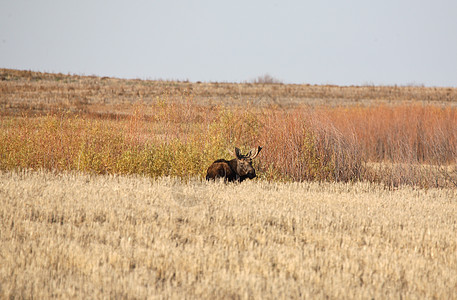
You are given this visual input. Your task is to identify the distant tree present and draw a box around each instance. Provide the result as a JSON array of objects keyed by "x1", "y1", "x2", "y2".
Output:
[{"x1": 251, "y1": 74, "x2": 283, "y2": 84}]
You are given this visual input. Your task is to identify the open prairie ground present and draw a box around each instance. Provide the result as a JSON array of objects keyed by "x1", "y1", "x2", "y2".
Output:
[
  {"x1": 2, "y1": 69, "x2": 457, "y2": 115},
  {"x1": 1, "y1": 170, "x2": 457, "y2": 299},
  {"x1": 2, "y1": 69, "x2": 457, "y2": 298}
]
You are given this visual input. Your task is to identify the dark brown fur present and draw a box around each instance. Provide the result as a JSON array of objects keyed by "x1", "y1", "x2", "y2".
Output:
[{"x1": 206, "y1": 147, "x2": 262, "y2": 182}]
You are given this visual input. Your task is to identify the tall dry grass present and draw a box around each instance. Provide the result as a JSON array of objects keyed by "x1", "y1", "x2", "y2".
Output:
[
  {"x1": 323, "y1": 104, "x2": 457, "y2": 164},
  {"x1": 318, "y1": 105, "x2": 457, "y2": 187},
  {"x1": 2, "y1": 101, "x2": 457, "y2": 187},
  {"x1": 257, "y1": 109, "x2": 364, "y2": 182},
  {"x1": 2, "y1": 68, "x2": 457, "y2": 187},
  {"x1": 1, "y1": 170, "x2": 456, "y2": 298}
]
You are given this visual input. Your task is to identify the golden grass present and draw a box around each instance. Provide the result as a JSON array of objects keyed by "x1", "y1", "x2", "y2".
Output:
[
  {"x1": 1, "y1": 170, "x2": 457, "y2": 298},
  {"x1": 2, "y1": 69, "x2": 457, "y2": 300}
]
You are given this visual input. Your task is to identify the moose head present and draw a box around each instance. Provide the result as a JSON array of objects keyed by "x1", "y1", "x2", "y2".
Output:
[{"x1": 206, "y1": 146, "x2": 263, "y2": 182}]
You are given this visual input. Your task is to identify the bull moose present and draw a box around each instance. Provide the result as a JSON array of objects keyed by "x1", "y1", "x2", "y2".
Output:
[{"x1": 206, "y1": 146, "x2": 262, "y2": 182}]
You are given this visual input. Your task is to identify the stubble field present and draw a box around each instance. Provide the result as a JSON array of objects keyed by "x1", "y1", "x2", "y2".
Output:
[
  {"x1": 1, "y1": 170, "x2": 457, "y2": 299},
  {"x1": 1, "y1": 69, "x2": 457, "y2": 298}
]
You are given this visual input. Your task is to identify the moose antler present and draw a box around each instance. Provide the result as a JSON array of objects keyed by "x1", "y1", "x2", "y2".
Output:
[
  {"x1": 234, "y1": 146, "x2": 262, "y2": 159},
  {"x1": 247, "y1": 146, "x2": 262, "y2": 159}
]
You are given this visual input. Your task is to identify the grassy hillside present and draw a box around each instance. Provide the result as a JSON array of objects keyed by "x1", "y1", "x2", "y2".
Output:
[
  {"x1": 2, "y1": 69, "x2": 457, "y2": 187},
  {"x1": 2, "y1": 68, "x2": 457, "y2": 116}
]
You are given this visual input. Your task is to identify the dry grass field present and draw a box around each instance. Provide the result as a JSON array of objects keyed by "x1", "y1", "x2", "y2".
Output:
[
  {"x1": 2, "y1": 69, "x2": 457, "y2": 298},
  {"x1": 1, "y1": 170, "x2": 457, "y2": 299},
  {"x1": 2, "y1": 68, "x2": 457, "y2": 115}
]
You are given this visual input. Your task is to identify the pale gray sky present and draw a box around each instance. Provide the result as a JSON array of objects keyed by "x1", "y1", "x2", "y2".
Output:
[{"x1": 1, "y1": 0, "x2": 456, "y2": 86}]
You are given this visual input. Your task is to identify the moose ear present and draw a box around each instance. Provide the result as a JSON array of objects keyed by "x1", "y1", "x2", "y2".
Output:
[
  {"x1": 234, "y1": 147, "x2": 243, "y2": 159},
  {"x1": 248, "y1": 146, "x2": 262, "y2": 159}
]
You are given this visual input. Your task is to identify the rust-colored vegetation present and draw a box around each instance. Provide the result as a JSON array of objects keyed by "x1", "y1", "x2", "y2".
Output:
[{"x1": 1, "y1": 68, "x2": 457, "y2": 187}]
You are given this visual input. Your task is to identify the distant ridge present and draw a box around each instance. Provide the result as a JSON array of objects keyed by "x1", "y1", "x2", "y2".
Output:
[{"x1": 2, "y1": 68, "x2": 456, "y2": 111}]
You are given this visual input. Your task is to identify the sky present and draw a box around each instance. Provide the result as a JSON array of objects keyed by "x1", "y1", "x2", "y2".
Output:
[{"x1": 1, "y1": 0, "x2": 457, "y2": 87}]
